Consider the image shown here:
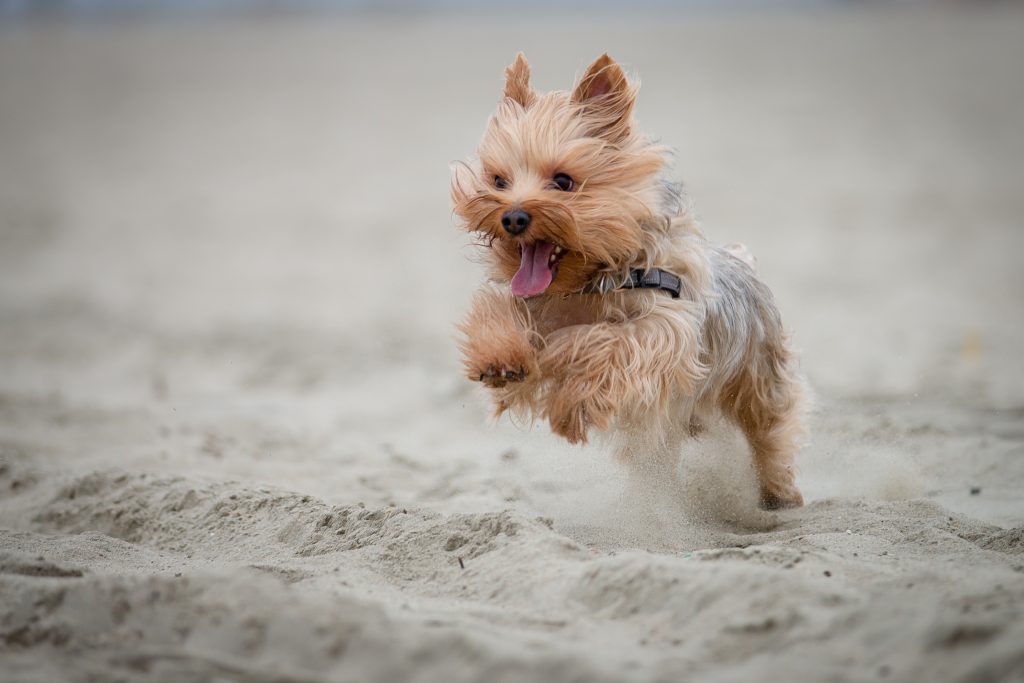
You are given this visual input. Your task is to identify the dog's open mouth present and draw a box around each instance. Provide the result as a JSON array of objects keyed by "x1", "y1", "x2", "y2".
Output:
[{"x1": 511, "y1": 240, "x2": 566, "y2": 298}]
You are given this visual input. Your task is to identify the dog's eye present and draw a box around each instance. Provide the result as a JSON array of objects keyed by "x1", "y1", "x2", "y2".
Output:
[
  {"x1": 494, "y1": 176, "x2": 508, "y2": 189},
  {"x1": 553, "y1": 173, "x2": 575, "y2": 191}
]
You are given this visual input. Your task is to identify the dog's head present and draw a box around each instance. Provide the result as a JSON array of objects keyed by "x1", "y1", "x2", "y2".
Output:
[{"x1": 452, "y1": 54, "x2": 673, "y2": 298}]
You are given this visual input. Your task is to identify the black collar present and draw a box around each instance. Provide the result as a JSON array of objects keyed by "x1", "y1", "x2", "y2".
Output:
[{"x1": 586, "y1": 268, "x2": 682, "y2": 299}]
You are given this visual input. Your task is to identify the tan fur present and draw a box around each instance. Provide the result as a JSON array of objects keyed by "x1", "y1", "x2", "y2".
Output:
[{"x1": 452, "y1": 54, "x2": 806, "y2": 510}]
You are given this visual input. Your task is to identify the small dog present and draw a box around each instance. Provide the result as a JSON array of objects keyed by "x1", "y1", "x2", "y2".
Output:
[{"x1": 452, "y1": 54, "x2": 805, "y2": 509}]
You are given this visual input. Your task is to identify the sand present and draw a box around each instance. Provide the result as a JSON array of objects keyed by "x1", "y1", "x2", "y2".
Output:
[{"x1": 1, "y1": 7, "x2": 1023, "y2": 683}]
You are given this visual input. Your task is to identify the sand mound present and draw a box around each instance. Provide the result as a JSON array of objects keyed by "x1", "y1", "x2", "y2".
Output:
[{"x1": 3, "y1": 460, "x2": 1024, "y2": 682}]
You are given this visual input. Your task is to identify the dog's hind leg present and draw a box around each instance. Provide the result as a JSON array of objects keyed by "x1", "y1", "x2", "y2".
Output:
[{"x1": 721, "y1": 346, "x2": 806, "y2": 510}]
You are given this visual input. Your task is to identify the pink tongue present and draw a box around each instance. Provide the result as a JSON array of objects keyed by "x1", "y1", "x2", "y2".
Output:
[{"x1": 511, "y1": 241, "x2": 556, "y2": 298}]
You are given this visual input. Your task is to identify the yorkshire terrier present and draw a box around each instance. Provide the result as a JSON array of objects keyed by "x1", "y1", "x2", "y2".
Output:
[{"x1": 452, "y1": 54, "x2": 806, "y2": 509}]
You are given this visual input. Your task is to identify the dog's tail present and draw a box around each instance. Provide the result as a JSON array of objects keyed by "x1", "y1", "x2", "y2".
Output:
[{"x1": 722, "y1": 242, "x2": 757, "y2": 272}]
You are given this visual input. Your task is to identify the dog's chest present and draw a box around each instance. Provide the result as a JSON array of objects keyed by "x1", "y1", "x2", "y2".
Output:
[{"x1": 526, "y1": 292, "x2": 650, "y2": 337}]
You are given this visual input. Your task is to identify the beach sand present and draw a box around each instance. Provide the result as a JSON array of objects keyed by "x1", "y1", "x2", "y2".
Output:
[{"x1": 1, "y1": 8, "x2": 1023, "y2": 682}]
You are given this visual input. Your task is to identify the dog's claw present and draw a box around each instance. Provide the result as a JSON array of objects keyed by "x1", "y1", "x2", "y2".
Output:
[{"x1": 477, "y1": 364, "x2": 528, "y2": 388}]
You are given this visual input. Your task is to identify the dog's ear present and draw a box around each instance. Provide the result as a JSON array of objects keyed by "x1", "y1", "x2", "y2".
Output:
[
  {"x1": 571, "y1": 54, "x2": 636, "y2": 142},
  {"x1": 503, "y1": 53, "x2": 537, "y2": 108}
]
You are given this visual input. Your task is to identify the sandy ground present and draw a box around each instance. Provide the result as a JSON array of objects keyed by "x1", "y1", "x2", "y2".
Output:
[{"x1": 2, "y1": 8, "x2": 1024, "y2": 683}]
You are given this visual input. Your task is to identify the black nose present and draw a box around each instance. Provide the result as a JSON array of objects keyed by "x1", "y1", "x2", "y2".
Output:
[{"x1": 501, "y1": 209, "x2": 531, "y2": 235}]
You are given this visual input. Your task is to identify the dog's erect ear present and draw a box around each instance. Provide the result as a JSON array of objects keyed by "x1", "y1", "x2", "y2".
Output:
[
  {"x1": 571, "y1": 54, "x2": 636, "y2": 142},
  {"x1": 503, "y1": 53, "x2": 537, "y2": 108}
]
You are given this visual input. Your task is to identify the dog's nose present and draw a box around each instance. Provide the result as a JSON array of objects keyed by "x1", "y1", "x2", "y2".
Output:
[{"x1": 501, "y1": 209, "x2": 531, "y2": 235}]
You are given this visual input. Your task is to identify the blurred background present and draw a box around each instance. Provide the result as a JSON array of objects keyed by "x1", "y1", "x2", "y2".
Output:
[{"x1": 1, "y1": 1, "x2": 1022, "y2": 523}]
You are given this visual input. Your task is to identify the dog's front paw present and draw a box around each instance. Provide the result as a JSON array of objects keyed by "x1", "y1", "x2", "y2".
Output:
[
  {"x1": 476, "y1": 364, "x2": 528, "y2": 389},
  {"x1": 461, "y1": 320, "x2": 537, "y2": 391},
  {"x1": 548, "y1": 404, "x2": 590, "y2": 444},
  {"x1": 546, "y1": 394, "x2": 613, "y2": 446}
]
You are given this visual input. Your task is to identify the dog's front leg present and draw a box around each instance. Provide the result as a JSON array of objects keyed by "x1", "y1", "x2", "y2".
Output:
[
  {"x1": 539, "y1": 305, "x2": 705, "y2": 444},
  {"x1": 457, "y1": 287, "x2": 541, "y2": 417}
]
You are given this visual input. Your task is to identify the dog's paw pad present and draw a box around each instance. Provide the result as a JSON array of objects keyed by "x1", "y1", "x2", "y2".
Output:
[{"x1": 477, "y1": 365, "x2": 527, "y2": 388}]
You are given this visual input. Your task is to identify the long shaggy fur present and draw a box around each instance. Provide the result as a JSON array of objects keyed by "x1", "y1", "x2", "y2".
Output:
[{"x1": 452, "y1": 53, "x2": 806, "y2": 509}]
